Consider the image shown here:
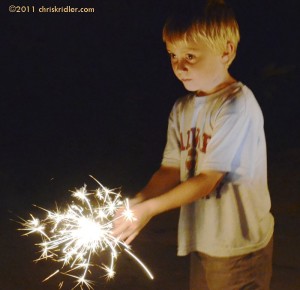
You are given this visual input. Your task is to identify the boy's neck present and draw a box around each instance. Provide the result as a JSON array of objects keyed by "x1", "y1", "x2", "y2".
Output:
[{"x1": 196, "y1": 74, "x2": 237, "y2": 97}]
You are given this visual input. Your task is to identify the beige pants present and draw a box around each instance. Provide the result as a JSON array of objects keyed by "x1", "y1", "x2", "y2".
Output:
[{"x1": 190, "y1": 237, "x2": 273, "y2": 290}]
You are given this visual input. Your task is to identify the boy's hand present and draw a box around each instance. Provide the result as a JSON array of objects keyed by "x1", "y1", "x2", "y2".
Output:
[{"x1": 112, "y1": 201, "x2": 152, "y2": 245}]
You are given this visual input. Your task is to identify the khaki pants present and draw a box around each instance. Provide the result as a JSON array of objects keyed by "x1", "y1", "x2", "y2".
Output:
[{"x1": 190, "y1": 237, "x2": 273, "y2": 290}]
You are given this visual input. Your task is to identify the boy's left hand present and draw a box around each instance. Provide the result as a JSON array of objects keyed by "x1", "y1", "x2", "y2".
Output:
[{"x1": 112, "y1": 202, "x2": 152, "y2": 245}]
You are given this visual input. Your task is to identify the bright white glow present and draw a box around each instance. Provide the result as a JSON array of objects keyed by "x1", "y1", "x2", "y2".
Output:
[{"x1": 18, "y1": 176, "x2": 154, "y2": 289}]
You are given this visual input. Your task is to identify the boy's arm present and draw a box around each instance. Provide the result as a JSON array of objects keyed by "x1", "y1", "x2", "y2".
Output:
[
  {"x1": 113, "y1": 170, "x2": 224, "y2": 244},
  {"x1": 130, "y1": 165, "x2": 181, "y2": 206},
  {"x1": 144, "y1": 170, "x2": 224, "y2": 215}
]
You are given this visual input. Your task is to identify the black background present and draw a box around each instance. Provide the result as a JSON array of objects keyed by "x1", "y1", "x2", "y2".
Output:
[
  {"x1": 0, "y1": 0, "x2": 299, "y2": 289},
  {"x1": 0, "y1": 0, "x2": 298, "y2": 206}
]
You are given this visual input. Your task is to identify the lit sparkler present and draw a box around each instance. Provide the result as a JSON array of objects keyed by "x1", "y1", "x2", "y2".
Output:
[{"x1": 18, "y1": 176, "x2": 154, "y2": 289}]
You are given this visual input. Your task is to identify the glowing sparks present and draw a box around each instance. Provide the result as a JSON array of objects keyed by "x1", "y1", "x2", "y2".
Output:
[
  {"x1": 18, "y1": 214, "x2": 47, "y2": 237},
  {"x1": 18, "y1": 176, "x2": 154, "y2": 289},
  {"x1": 122, "y1": 198, "x2": 137, "y2": 222}
]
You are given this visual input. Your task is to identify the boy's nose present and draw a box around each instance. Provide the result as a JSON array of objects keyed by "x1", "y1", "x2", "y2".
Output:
[{"x1": 175, "y1": 59, "x2": 188, "y2": 72}]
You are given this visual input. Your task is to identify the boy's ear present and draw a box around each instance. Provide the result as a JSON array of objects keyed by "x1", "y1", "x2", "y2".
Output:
[{"x1": 221, "y1": 41, "x2": 235, "y2": 64}]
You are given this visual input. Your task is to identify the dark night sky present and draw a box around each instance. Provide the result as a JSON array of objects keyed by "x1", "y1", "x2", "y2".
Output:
[
  {"x1": 0, "y1": 0, "x2": 299, "y2": 210},
  {"x1": 0, "y1": 1, "x2": 299, "y2": 289}
]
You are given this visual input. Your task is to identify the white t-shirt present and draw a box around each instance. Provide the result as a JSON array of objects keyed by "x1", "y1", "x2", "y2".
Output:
[{"x1": 162, "y1": 82, "x2": 274, "y2": 257}]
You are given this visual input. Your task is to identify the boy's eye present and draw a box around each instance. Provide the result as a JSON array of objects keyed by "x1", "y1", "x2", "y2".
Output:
[
  {"x1": 169, "y1": 53, "x2": 176, "y2": 59},
  {"x1": 186, "y1": 54, "x2": 195, "y2": 60}
]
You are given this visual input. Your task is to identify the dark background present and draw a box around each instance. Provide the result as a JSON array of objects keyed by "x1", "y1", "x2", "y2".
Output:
[{"x1": 0, "y1": 0, "x2": 299, "y2": 289}]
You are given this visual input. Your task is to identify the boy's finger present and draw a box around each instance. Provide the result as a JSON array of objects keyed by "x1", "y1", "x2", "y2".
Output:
[
  {"x1": 125, "y1": 232, "x2": 139, "y2": 245},
  {"x1": 113, "y1": 225, "x2": 138, "y2": 243},
  {"x1": 111, "y1": 223, "x2": 129, "y2": 237}
]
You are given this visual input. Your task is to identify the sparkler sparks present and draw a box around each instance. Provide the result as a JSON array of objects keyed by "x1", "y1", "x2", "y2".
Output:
[{"x1": 18, "y1": 176, "x2": 154, "y2": 289}]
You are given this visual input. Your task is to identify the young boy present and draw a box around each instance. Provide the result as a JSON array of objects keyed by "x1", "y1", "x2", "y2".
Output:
[{"x1": 113, "y1": 1, "x2": 274, "y2": 289}]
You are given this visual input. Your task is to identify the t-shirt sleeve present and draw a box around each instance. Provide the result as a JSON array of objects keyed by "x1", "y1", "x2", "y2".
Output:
[
  {"x1": 161, "y1": 105, "x2": 181, "y2": 168},
  {"x1": 201, "y1": 94, "x2": 259, "y2": 175}
]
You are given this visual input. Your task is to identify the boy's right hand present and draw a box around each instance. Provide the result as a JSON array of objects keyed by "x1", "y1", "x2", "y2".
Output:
[{"x1": 112, "y1": 201, "x2": 153, "y2": 245}]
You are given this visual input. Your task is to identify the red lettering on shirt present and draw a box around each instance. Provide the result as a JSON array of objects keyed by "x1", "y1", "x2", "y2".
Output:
[
  {"x1": 180, "y1": 132, "x2": 186, "y2": 150},
  {"x1": 180, "y1": 128, "x2": 211, "y2": 153},
  {"x1": 200, "y1": 133, "x2": 211, "y2": 153}
]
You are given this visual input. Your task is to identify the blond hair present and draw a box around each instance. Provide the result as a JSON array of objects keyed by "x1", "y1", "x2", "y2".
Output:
[{"x1": 162, "y1": 0, "x2": 240, "y2": 62}]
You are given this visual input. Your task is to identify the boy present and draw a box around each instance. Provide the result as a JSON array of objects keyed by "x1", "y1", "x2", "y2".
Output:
[{"x1": 113, "y1": 1, "x2": 274, "y2": 289}]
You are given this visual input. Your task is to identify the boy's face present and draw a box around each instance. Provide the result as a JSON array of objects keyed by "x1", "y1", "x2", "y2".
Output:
[{"x1": 166, "y1": 40, "x2": 228, "y2": 95}]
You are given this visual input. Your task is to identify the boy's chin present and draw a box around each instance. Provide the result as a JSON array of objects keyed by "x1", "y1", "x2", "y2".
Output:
[{"x1": 182, "y1": 83, "x2": 200, "y2": 92}]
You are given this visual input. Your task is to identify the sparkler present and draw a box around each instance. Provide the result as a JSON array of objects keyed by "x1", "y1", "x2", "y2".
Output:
[{"x1": 18, "y1": 176, "x2": 154, "y2": 289}]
